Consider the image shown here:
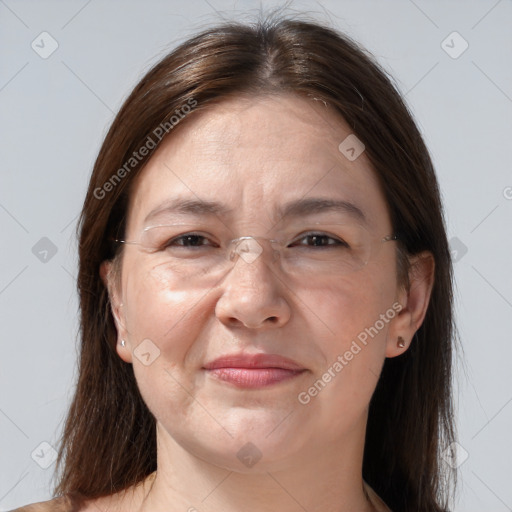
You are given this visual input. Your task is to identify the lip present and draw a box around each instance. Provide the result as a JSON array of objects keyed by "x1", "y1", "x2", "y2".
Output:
[
  {"x1": 203, "y1": 353, "x2": 305, "y2": 371},
  {"x1": 202, "y1": 353, "x2": 307, "y2": 389}
]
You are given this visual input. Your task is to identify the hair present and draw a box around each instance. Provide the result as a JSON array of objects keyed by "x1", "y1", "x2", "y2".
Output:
[{"x1": 55, "y1": 10, "x2": 456, "y2": 512}]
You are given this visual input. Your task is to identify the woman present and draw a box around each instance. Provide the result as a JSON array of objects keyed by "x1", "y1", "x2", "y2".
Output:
[{"x1": 14, "y1": 12, "x2": 456, "y2": 512}]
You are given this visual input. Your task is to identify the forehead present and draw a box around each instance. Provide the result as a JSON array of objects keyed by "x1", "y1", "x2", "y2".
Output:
[{"x1": 126, "y1": 93, "x2": 391, "y2": 233}]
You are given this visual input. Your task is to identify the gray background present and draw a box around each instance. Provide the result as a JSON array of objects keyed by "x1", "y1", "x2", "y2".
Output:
[{"x1": 1, "y1": 0, "x2": 511, "y2": 510}]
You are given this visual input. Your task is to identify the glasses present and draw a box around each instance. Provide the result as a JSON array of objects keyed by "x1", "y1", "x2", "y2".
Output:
[{"x1": 115, "y1": 222, "x2": 398, "y2": 286}]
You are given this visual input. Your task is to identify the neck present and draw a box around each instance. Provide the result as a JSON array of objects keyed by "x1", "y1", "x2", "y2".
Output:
[{"x1": 138, "y1": 418, "x2": 375, "y2": 512}]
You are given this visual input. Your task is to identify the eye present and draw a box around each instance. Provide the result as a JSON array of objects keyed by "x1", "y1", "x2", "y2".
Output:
[
  {"x1": 164, "y1": 233, "x2": 217, "y2": 249},
  {"x1": 290, "y1": 232, "x2": 349, "y2": 248}
]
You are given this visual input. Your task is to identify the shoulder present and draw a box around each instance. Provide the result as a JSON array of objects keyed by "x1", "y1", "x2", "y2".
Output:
[
  {"x1": 9, "y1": 495, "x2": 79, "y2": 512},
  {"x1": 11, "y1": 472, "x2": 156, "y2": 512},
  {"x1": 363, "y1": 481, "x2": 393, "y2": 512}
]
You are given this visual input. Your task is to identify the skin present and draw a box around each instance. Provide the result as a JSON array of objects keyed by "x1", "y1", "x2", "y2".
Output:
[{"x1": 96, "y1": 93, "x2": 434, "y2": 512}]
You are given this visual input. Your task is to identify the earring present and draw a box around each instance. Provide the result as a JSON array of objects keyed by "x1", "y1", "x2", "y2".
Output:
[
  {"x1": 121, "y1": 339, "x2": 126, "y2": 347},
  {"x1": 397, "y1": 336, "x2": 406, "y2": 348}
]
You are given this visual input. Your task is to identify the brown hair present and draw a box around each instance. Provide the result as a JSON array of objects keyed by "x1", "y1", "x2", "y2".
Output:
[{"x1": 55, "y1": 11, "x2": 456, "y2": 512}]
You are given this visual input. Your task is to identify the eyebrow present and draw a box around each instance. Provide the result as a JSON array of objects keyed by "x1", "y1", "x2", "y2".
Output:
[
  {"x1": 144, "y1": 197, "x2": 366, "y2": 225},
  {"x1": 277, "y1": 197, "x2": 366, "y2": 224},
  {"x1": 144, "y1": 198, "x2": 234, "y2": 224}
]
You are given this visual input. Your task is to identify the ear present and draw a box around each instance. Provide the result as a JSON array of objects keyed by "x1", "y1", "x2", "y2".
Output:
[
  {"x1": 100, "y1": 260, "x2": 132, "y2": 363},
  {"x1": 386, "y1": 251, "x2": 435, "y2": 357}
]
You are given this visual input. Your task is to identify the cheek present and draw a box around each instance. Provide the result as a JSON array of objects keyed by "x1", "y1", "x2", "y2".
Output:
[
  {"x1": 295, "y1": 303, "x2": 394, "y2": 441},
  {"x1": 132, "y1": 359, "x2": 203, "y2": 438},
  {"x1": 298, "y1": 268, "x2": 397, "y2": 406},
  {"x1": 122, "y1": 260, "x2": 207, "y2": 356},
  {"x1": 301, "y1": 267, "x2": 396, "y2": 348},
  {"x1": 123, "y1": 263, "x2": 209, "y2": 424}
]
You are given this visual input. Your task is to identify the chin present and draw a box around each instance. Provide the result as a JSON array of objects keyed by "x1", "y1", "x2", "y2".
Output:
[
  {"x1": 188, "y1": 423, "x2": 308, "y2": 473},
  {"x1": 199, "y1": 444, "x2": 301, "y2": 474}
]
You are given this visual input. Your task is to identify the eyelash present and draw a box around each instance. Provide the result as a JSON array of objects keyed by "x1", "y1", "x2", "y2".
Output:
[{"x1": 165, "y1": 232, "x2": 349, "y2": 249}]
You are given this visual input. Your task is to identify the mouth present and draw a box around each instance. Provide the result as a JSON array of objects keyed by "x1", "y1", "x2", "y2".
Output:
[
  {"x1": 204, "y1": 367, "x2": 306, "y2": 388},
  {"x1": 202, "y1": 353, "x2": 307, "y2": 389}
]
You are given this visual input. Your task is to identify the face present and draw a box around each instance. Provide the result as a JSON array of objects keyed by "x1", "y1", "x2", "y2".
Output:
[{"x1": 104, "y1": 93, "x2": 412, "y2": 473}]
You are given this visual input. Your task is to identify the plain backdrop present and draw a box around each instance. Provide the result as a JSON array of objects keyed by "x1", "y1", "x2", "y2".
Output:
[{"x1": 1, "y1": 1, "x2": 511, "y2": 510}]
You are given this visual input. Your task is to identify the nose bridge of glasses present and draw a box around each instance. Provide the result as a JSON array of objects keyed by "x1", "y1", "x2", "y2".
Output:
[{"x1": 228, "y1": 236, "x2": 280, "y2": 266}]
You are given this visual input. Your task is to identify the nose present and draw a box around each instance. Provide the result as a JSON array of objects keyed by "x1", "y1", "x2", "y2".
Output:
[{"x1": 215, "y1": 237, "x2": 292, "y2": 329}]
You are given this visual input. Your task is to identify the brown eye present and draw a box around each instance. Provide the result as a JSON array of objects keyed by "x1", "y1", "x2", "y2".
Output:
[
  {"x1": 169, "y1": 234, "x2": 210, "y2": 248},
  {"x1": 291, "y1": 233, "x2": 349, "y2": 248}
]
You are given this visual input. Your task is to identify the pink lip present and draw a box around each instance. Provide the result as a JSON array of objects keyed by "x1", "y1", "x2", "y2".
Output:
[
  {"x1": 203, "y1": 353, "x2": 307, "y2": 389},
  {"x1": 203, "y1": 353, "x2": 305, "y2": 371}
]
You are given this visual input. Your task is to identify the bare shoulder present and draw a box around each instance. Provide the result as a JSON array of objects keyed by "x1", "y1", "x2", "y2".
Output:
[
  {"x1": 363, "y1": 481, "x2": 393, "y2": 512},
  {"x1": 11, "y1": 473, "x2": 157, "y2": 512},
  {"x1": 10, "y1": 494, "x2": 122, "y2": 512},
  {"x1": 8, "y1": 493, "x2": 120, "y2": 512},
  {"x1": 10, "y1": 495, "x2": 78, "y2": 511}
]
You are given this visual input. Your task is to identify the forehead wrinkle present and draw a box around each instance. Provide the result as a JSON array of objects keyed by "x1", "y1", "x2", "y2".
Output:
[
  {"x1": 143, "y1": 197, "x2": 235, "y2": 225},
  {"x1": 142, "y1": 194, "x2": 367, "y2": 231},
  {"x1": 129, "y1": 94, "x2": 387, "y2": 238}
]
